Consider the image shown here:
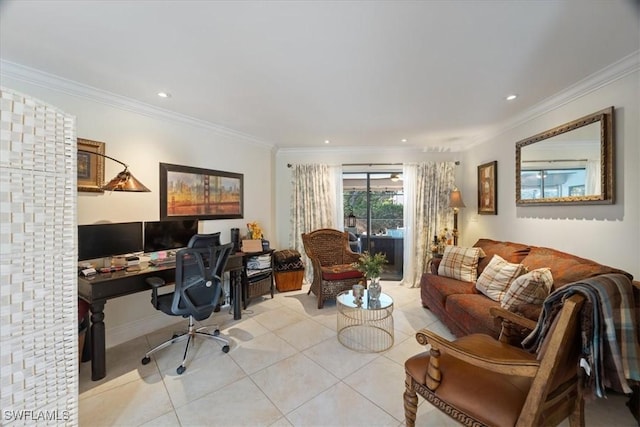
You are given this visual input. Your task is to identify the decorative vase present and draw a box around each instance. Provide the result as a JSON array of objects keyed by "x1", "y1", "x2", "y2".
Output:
[{"x1": 368, "y1": 278, "x2": 381, "y2": 303}]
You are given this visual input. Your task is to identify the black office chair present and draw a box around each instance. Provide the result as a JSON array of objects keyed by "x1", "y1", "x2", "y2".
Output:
[{"x1": 141, "y1": 240, "x2": 233, "y2": 374}]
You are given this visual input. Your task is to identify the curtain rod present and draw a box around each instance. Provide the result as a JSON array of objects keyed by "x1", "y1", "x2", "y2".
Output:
[
  {"x1": 286, "y1": 161, "x2": 461, "y2": 168},
  {"x1": 522, "y1": 159, "x2": 588, "y2": 163}
]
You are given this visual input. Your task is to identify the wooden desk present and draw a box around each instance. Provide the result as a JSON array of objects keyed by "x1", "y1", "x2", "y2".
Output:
[{"x1": 78, "y1": 253, "x2": 244, "y2": 381}]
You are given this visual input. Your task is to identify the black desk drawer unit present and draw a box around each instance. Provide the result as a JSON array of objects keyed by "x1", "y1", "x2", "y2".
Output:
[{"x1": 243, "y1": 249, "x2": 275, "y2": 304}]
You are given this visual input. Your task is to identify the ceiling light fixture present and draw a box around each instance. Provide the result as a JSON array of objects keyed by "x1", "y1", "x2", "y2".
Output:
[
  {"x1": 401, "y1": 138, "x2": 408, "y2": 143},
  {"x1": 506, "y1": 94, "x2": 518, "y2": 101},
  {"x1": 324, "y1": 140, "x2": 330, "y2": 144},
  {"x1": 157, "y1": 92, "x2": 171, "y2": 98},
  {"x1": 390, "y1": 173, "x2": 403, "y2": 182}
]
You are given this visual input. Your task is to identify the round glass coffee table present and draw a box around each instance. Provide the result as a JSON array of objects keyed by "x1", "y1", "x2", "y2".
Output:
[{"x1": 336, "y1": 290, "x2": 394, "y2": 352}]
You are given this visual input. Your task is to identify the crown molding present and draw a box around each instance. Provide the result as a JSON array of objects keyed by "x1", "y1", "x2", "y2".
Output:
[
  {"x1": 468, "y1": 50, "x2": 640, "y2": 148},
  {"x1": 276, "y1": 145, "x2": 426, "y2": 155},
  {"x1": 0, "y1": 60, "x2": 274, "y2": 148}
]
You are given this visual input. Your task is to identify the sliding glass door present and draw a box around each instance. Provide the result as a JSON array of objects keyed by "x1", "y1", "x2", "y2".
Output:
[{"x1": 343, "y1": 172, "x2": 404, "y2": 280}]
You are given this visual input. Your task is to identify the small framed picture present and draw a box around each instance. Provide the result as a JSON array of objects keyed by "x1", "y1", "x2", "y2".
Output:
[
  {"x1": 477, "y1": 161, "x2": 497, "y2": 215},
  {"x1": 77, "y1": 138, "x2": 105, "y2": 192}
]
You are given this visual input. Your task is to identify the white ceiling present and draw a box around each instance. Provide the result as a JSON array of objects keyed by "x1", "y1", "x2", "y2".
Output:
[{"x1": 1, "y1": 1, "x2": 638, "y2": 151}]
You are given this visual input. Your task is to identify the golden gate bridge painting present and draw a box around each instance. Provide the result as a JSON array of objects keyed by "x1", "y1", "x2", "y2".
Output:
[{"x1": 160, "y1": 163, "x2": 243, "y2": 220}]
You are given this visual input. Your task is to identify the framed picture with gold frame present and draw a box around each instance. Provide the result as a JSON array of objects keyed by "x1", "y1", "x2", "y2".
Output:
[
  {"x1": 477, "y1": 160, "x2": 497, "y2": 215},
  {"x1": 77, "y1": 138, "x2": 105, "y2": 192}
]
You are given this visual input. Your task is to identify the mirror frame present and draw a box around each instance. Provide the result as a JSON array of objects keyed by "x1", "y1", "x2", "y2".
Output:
[{"x1": 515, "y1": 107, "x2": 614, "y2": 206}]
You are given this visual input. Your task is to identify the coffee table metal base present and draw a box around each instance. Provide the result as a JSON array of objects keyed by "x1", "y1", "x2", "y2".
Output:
[{"x1": 337, "y1": 291, "x2": 394, "y2": 353}]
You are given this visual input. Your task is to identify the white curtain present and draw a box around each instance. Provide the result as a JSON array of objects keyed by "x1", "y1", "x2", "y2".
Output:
[
  {"x1": 401, "y1": 162, "x2": 455, "y2": 288},
  {"x1": 289, "y1": 164, "x2": 342, "y2": 284},
  {"x1": 584, "y1": 159, "x2": 601, "y2": 195}
]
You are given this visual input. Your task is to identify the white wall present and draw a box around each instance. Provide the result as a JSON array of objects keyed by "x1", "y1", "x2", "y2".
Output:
[
  {"x1": 459, "y1": 70, "x2": 640, "y2": 278},
  {"x1": 3, "y1": 73, "x2": 275, "y2": 347}
]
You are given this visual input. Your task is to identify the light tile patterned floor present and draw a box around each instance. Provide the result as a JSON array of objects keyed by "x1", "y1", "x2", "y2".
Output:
[{"x1": 79, "y1": 282, "x2": 637, "y2": 426}]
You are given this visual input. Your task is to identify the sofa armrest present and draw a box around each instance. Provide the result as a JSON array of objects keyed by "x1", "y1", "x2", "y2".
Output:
[{"x1": 489, "y1": 306, "x2": 538, "y2": 344}]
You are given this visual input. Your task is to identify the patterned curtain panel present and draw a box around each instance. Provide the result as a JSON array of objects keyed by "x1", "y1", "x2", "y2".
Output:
[
  {"x1": 289, "y1": 164, "x2": 340, "y2": 284},
  {"x1": 401, "y1": 162, "x2": 455, "y2": 288}
]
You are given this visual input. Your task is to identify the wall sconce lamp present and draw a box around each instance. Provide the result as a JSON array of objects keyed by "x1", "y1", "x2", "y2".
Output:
[
  {"x1": 78, "y1": 150, "x2": 150, "y2": 192},
  {"x1": 449, "y1": 188, "x2": 465, "y2": 245},
  {"x1": 346, "y1": 210, "x2": 357, "y2": 228}
]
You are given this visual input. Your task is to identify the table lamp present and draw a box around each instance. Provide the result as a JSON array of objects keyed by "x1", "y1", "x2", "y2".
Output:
[{"x1": 449, "y1": 188, "x2": 465, "y2": 245}]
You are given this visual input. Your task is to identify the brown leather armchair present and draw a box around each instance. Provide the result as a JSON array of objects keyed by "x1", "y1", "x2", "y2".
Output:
[
  {"x1": 404, "y1": 294, "x2": 585, "y2": 427},
  {"x1": 301, "y1": 228, "x2": 365, "y2": 308}
]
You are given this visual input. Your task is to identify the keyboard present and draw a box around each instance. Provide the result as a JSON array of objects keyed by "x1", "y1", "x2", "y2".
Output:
[{"x1": 149, "y1": 257, "x2": 176, "y2": 266}]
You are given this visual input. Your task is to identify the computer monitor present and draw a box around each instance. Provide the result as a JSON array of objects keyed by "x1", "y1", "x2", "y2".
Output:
[
  {"x1": 143, "y1": 220, "x2": 199, "y2": 253},
  {"x1": 78, "y1": 222, "x2": 143, "y2": 261}
]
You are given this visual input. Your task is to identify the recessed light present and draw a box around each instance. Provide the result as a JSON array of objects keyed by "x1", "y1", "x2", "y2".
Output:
[
  {"x1": 401, "y1": 138, "x2": 408, "y2": 143},
  {"x1": 157, "y1": 92, "x2": 171, "y2": 98},
  {"x1": 506, "y1": 94, "x2": 518, "y2": 101},
  {"x1": 324, "y1": 140, "x2": 330, "y2": 144}
]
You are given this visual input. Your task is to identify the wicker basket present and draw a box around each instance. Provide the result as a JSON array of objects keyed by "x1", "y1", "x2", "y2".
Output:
[
  {"x1": 275, "y1": 269, "x2": 304, "y2": 292},
  {"x1": 247, "y1": 274, "x2": 273, "y2": 299}
]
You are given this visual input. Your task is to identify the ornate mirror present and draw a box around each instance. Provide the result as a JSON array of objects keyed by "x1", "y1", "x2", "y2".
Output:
[{"x1": 516, "y1": 107, "x2": 614, "y2": 206}]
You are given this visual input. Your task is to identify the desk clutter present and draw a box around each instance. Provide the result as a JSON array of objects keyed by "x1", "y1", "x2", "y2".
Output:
[{"x1": 274, "y1": 249, "x2": 304, "y2": 292}]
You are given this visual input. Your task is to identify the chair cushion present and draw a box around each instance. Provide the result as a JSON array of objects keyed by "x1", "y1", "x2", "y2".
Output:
[{"x1": 321, "y1": 264, "x2": 364, "y2": 281}]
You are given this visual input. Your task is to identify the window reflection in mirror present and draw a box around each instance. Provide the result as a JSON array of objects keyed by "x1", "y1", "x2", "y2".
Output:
[{"x1": 516, "y1": 107, "x2": 614, "y2": 206}]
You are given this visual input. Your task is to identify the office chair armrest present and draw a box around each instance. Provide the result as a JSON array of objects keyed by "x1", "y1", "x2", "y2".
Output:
[{"x1": 146, "y1": 277, "x2": 165, "y2": 309}]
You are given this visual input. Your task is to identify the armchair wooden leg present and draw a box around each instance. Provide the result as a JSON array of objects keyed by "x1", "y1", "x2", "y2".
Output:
[{"x1": 404, "y1": 375, "x2": 418, "y2": 427}]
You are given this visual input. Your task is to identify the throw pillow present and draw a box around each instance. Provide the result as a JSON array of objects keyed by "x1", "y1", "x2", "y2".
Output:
[
  {"x1": 437, "y1": 246, "x2": 486, "y2": 283},
  {"x1": 475, "y1": 254, "x2": 525, "y2": 302},
  {"x1": 501, "y1": 268, "x2": 554, "y2": 311}
]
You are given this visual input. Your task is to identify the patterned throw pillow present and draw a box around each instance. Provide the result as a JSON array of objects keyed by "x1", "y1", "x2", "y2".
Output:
[
  {"x1": 475, "y1": 254, "x2": 525, "y2": 302},
  {"x1": 437, "y1": 246, "x2": 486, "y2": 283},
  {"x1": 501, "y1": 268, "x2": 554, "y2": 311}
]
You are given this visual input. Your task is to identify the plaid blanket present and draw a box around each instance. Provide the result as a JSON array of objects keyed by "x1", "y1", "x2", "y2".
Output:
[{"x1": 522, "y1": 273, "x2": 640, "y2": 398}]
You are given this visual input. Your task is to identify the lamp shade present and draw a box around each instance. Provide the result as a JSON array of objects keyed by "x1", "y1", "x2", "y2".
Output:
[
  {"x1": 449, "y1": 188, "x2": 466, "y2": 209},
  {"x1": 103, "y1": 168, "x2": 150, "y2": 192}
]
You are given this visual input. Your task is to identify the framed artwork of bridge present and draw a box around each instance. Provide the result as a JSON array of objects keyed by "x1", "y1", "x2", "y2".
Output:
[{"x1": 160, "y1": 162, "x2": 244, "y2": 220}]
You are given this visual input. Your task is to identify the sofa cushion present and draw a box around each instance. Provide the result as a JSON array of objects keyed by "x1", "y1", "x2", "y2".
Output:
[
  {"x1": 475, "y1": 254, "x2": 525, "y2": 302},
  {"x1": 446, "y1": 294, "x2": 501, "y2": 338},
  {"x1": 474, "y1": 239, "x2": 531, "y2": 276},
  {"x1": 522, "y1": 246, "x2": 633, "y2": 289},
  {"x1": 421, "y1": 273, "x2": 477, "y2": 308},
  {"x1": 321, "y1": 264, "x2": 363, "y2": 280},
  {"x1": 438, "y1": 246, "x2": 486, "y2": 283},
  {"x1": 501, "y1": 268, "x2": 553, "y2": 311}
]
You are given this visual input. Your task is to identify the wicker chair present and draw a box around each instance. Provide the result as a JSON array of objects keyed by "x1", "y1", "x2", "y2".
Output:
[{"x1": 301, "y1": 228, "x2": 365, "y2": 308}]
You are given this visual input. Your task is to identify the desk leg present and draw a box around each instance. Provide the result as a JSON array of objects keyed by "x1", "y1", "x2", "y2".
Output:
[
  {"x1": 232, "y1": 270, "x2": 242, "y2": 320},
  {"x1": 89, "y1": 301, "x2": 106, "y2": 381}
]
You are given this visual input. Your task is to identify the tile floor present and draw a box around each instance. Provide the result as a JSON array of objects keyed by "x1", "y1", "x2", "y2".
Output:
[{"x1": 79, "y1": 282, "x2": 637, "y2": 426}]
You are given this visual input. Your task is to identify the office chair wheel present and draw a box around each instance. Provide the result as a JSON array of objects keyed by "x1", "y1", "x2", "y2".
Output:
[
  {"x1": 176, "y1": 365, "x2": 186, "y2": 375},
  {"x1": 141, "y1": 356, "x2": 151, "y2": 365},
  {"x1": 222, "y1": 345, "x2": 230, "y2": 353},
  {"x1": 213, "y1": 329, "x2": 220, "y2": 336}
]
